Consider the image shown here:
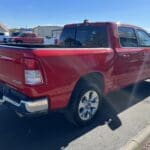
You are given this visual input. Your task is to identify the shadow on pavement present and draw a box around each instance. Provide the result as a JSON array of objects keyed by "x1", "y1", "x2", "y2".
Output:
[{"x1": 0, "y1": 81, "x2": 149, "y2": 150}]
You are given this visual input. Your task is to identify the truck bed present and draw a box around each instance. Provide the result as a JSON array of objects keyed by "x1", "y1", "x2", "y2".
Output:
[{"x1": 0, "y1": 42, "x2": 115, "y2": 112}]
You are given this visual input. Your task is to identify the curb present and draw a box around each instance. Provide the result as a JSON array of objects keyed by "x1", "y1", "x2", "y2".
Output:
[{"x1": 120, "y1": 124, "x2": 150, "y2": 150}]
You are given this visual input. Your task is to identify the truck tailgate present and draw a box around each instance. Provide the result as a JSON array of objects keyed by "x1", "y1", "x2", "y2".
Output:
[{"x1": 0, "y1": 46, "x2": 33, "y2": 89}]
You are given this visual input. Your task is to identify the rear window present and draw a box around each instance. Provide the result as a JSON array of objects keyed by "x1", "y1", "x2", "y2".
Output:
[
  {"x1": 76, "y1": 26, "x2": 108, "y2": 48},
  {"x1": 60, "y1": 26, "x2": 108, "y2": 48},
  {"x1": 18, "y1": 33, "x2": 32, "y2": 37},
  {"x1": 25, "y1": 33, "x2": 32, "y2": 37}
]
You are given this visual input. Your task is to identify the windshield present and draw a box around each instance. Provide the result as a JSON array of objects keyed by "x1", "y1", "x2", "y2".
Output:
[
  {"x1": 11, "y1": 32, "x2": 20, "y2": 37},
  {"x1": 17, "y1": 33, "x2": 26, "y2": 37}
]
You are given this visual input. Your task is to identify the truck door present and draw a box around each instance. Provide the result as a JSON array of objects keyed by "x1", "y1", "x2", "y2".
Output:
[
  {"x1": 136, "y1": 29, "x2": 150, "y2": 79},
  {"x1": 114, "y1": 26, "x2": 143, "y2": 87}
]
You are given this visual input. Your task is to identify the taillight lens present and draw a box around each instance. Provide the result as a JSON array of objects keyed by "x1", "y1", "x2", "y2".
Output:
[
  {"x1": 24, "y1": 58, "x2": 43, "y2": 85},
  {"x1": 25, "y1": 70, "x2": 43, "y2": 85}
]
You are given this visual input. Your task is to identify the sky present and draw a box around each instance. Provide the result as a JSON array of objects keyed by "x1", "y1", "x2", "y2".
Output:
[{"x1": 0, "y1": 0, "x2": 150, "y2": 31}]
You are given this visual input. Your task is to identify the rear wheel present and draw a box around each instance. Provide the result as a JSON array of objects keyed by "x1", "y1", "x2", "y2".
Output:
[{"x1": 65, "y1": 81, "x2": 103, "y2": 126}]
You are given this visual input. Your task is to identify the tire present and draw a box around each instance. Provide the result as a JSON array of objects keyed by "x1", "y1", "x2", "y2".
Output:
[{"x1": 65, "y1": 80, "x2": 103, "y2": 127}]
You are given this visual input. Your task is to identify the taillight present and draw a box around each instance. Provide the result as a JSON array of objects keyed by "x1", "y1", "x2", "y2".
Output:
[{"x1": 23, "y1": 58, "x2": 43, "y2": 85}]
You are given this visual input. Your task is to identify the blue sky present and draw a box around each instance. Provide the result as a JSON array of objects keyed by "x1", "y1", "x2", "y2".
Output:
[{"x1": 0, "y1": 0, "x2": 150, "y2": 31}]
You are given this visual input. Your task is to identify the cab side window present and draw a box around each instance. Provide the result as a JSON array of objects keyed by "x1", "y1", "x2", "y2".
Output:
[
  {"x1": 118, "y1": 27, "x2": 138, "y2": 47},
  {"x1": 136, "y1": 30, "x2": 150, "y2": 47},
  {"x1": 27, "y1": 34, "x2": 33, "y2": 37}
]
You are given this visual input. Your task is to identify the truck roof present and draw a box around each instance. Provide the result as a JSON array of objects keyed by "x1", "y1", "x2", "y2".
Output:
[
  {"x1": 65, "y1": 21, "x2": 144, "y2": 30},
  {"x1": 64, "y1": 21, "x2": 113, "y2": 27}
]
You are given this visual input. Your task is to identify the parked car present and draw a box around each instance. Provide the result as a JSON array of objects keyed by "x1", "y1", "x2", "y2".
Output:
[
  {"x1": 0, "y1": 32, "x2": 9, "y2": 43},
  {"x1": 0, "y1": 21, "x2": 150, "y2": 126},
  {"x1": 8, "y1": 32, "x2": 44, "y2": 44}
]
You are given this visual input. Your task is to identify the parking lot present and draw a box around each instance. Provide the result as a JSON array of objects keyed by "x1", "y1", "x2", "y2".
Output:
[{"x1": 0, "y1": 80, "x2": 149, "y2": 150}]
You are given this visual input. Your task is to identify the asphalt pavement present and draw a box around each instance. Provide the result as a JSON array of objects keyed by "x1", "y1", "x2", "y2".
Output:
[{"x1": 0, "y1": 81, "x2": 149, "y2": 150}]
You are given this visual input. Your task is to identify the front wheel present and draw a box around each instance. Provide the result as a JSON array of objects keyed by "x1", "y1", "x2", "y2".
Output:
[{"x1": 65, "y1": 82, "x2": 102, "y2": 126}]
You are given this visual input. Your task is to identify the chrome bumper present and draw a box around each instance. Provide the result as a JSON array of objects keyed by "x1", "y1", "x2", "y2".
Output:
[{"x1": 0, "y1": 96, "x2": 48, "y2": 115}]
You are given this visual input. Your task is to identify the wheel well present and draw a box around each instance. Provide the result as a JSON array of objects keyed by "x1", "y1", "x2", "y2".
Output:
[
  {"x1": 67, "y1": 72, "x2": 105, "y2": 107},
  {"x1": 80, "y1": 72, "x2": 104, "y2": 89},
  {"x1": 73, "y1": 72, "x2": 104, "y2": 96}
]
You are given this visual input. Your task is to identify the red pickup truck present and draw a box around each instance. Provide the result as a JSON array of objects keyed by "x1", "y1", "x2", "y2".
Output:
[
  {"x1": 0, "y1": 21, "x2": 150, "y2": 126},
  {"x1": 9, "y1": 32, "x2": 44, "y2": 44}
]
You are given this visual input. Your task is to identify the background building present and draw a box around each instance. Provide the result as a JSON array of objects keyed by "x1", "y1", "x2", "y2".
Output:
[
  {"x1": 33, "y1": 26, "x2": 63, "y2": 37},
  {"x1": 0, "y1": 23, "x2": 9, "y2": 35}
]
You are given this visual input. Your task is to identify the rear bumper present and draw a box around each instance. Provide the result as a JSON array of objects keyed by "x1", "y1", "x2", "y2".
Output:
[{"x1": 0, "y1": 83, "x2": 49, "y2": 116}]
